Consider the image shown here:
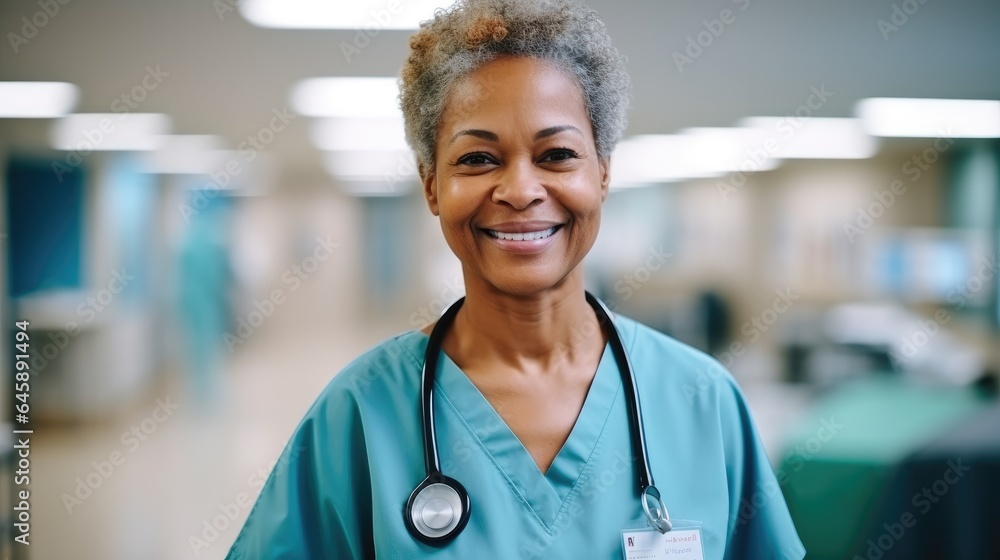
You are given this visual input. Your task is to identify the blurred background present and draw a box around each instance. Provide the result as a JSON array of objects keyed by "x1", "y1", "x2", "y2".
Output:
[{"x1": 1, "y1": 0, "x2": 999, "y2": 558}]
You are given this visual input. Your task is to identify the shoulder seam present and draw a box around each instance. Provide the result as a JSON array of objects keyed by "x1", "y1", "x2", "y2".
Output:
[{"x1": 391, "y1": 332, "x2": 425, "y2": 372}]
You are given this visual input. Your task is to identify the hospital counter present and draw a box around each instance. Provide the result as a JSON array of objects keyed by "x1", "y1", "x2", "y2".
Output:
[{"x1": 777, "y1": 376, "x2": 995, "y2": 560}]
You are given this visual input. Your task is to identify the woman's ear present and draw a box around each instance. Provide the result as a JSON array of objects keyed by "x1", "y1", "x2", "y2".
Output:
[
  {"x1": 420, "y1": 162, "x2": 440, "y2": 216},
  {"x1": 599, "y1": 156, "x2": 611, "y2": 202}
]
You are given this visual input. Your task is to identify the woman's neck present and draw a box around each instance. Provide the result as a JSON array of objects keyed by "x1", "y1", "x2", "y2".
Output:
[{"x1": 444, "y1": 269, "x2": 607, "y2": 373}]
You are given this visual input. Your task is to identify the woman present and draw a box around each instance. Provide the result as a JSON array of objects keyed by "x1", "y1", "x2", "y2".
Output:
[{"x1": 227, "y1": 0, "x2": 805, "y2": 558}]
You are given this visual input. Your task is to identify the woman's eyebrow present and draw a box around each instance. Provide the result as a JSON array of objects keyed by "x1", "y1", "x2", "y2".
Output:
[
  {"x1": 535, "y1": 125, "x2": 583, "y2": 139},
  {"x1": 449, "y1": 129, "x2": 498, "y2": 145},
  {"x1": 448, "y1": 125, "x2": 584, "y2": 146}
]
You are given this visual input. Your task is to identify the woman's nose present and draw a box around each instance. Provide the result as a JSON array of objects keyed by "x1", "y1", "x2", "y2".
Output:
[{"x1": 491, "y1": 159, "x2": 547, "y2": 210}]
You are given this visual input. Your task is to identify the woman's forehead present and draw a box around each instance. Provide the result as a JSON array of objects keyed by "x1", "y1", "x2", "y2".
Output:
[
  {"x1": 439, "y1": 57, "x2": 590, "y2": 134},
  {"x1": 452, "y1": 56, "x2": 582, "y2": 99}
]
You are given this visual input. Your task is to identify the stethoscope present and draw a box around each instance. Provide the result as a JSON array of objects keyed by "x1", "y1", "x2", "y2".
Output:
[{"x1": 405, "y1": 291, "x2": 672, "y2": 545}]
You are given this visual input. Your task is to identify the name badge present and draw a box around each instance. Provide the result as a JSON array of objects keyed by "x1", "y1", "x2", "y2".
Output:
[{"x1": 621, "y1": 525, "x2": 704, "y2": 560}]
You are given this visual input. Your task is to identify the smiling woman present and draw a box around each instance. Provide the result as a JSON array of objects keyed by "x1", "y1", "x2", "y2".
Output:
[
  {"x1": 425, "y1": 55, "x2": 608, "y2": 299},
  {"x1": 225, "y1": 1, "x2": 805, "y2": 559}
]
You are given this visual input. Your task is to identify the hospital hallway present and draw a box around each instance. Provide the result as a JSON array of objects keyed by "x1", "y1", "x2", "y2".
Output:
[
  {"x1": 3, "y1": 0, "x2": 999, "y2": 557},
  {"x1": 27, "y1": 287, "x2": 391, "y2": 560}
]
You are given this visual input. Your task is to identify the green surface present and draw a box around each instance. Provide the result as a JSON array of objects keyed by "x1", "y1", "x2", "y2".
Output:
[{"x1": 778, "y1": 377, "x2": 987, "y2": 560}]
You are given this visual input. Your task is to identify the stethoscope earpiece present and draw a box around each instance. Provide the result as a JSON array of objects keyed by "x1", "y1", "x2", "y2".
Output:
[{"x1": 404, "y1": 474, "x2": 471, "y2": 545}]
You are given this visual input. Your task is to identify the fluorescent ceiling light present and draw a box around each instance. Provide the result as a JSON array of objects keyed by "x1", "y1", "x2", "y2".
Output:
[
  {"x1": 338, "y1": 179, "x2": 412, "y2": 197},
  {"x1": 324, "y1": 150, "x2": 416, "y2": 192},
  {"x1": 140, "y1": 135, "x2": 235, "y2": 174},
  {"x1": 324, "y1": 150, "x2": 415, "y2": 178},
  {"x1": 612, "y1": 135, "x2": 719, "y2": 187},
  {"x1": 611, "y1": 128, "x2": 779, "y2": 187},
  {"x1": 681, "y1": 127, "x2": 782, "y2": 172},
  {"x1": 155, "y1": 134, "x2": 225, "y2": 152},
  {"x1": 290, "y1": 77, "x2": 400, "y2": 118},
  {"x1": 857, "y1": 98, "x2": 1000, "y2": 138},
  {"x1": 611, "y1": 119, "x2": 877, "y2": 189},
  {"x1": 311, "y1": 117, "x2": 409, "y2": 151},
  {"x1": 741, "y1": 117, "x2": 878, "y2": 159},
  {"x1": 240, "y1": 0, "x2": 453, "y2": 29},
  {"x1": 51, "y1": 113, "x2": 171, "y2": 151},
  {"x1": 0, "y1": 82, "x2": 78, "y2": 118},
  {"x1": 611, "y1": 135, "x2": 686, "y2": 186}
]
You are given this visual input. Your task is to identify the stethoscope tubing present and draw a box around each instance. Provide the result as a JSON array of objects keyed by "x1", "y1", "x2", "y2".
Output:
[
  {"x1": 585, "y1": 291, "x2": 656, "y2": 493},
  {"x1": 419, "y1": 292, "x2": 657, "y2": 491},
  {"x1": 408, "y1": 291, "x2": 671, "y2": 544}
]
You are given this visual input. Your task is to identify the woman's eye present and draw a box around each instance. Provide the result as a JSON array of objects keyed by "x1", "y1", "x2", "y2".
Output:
[
  {"x1": 540, "y1": 149, "x2": 578, "y2": 163},
  {"x1": 456, "y1": 153, "x2": 496, "y2": 166}
]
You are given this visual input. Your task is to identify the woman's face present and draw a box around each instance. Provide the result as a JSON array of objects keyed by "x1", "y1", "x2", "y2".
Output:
[{"x1": 423, "y1": 56, "x2": 610, "y2": 297}]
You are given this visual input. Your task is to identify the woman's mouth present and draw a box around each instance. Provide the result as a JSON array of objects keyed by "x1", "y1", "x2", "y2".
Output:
[
  {"x1": 484, "y1": 226, "x2": 559, "y2": 241},
  {"x1": 481, "y1": 224, "x2": 564, "y2": 254}
]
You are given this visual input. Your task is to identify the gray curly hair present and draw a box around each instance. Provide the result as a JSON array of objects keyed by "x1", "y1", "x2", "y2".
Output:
[{"x1": 398, "y1": 0, "x2": 631, "y2": 171}]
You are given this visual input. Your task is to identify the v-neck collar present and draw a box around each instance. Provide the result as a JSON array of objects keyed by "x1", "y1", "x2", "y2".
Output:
[{"x1": 416, "y1": 332, "x2": 622, "y2": 529}]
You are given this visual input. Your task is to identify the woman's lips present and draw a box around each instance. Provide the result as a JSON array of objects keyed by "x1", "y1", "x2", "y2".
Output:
[
  {"x1": 481, "y1": 224, "x2": 563, "y2": 253},
  {"x1": 484, "y1": 226, "x2": 557, "y2": 241}
]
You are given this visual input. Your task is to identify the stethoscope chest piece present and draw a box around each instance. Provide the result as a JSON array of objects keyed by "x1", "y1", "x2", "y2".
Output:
[{"x1": 404, "y1": 474, "x2": 470, "y2": 545}]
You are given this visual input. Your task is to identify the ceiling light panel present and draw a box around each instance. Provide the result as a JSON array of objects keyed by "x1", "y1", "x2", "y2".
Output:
[
  {"x1": 290, "y1": 77, "x2": 401, "y2": 118},
  {"x1": 240, "y1": 0, "x2": 453, "y2": 29},
  {"x1": 310, "y1": 117, "x2": 409, "y2": 151},
  {"x1": 0, "y1": 82, "x2": 78, "y2": 118},
  {"x1": 51, "y1": 113, "x2": 172, "y2": 151},
  {"x1": 857, "y1": 98, "x2": 1000, "y2": 138}
]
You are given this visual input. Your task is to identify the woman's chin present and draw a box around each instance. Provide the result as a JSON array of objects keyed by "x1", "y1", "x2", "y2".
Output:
[{"x1": 473, "y1": 267, "x2": 579, "y2": 298}]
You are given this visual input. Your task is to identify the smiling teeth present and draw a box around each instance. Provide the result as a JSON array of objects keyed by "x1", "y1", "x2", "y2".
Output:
[{"x1": 489, "y1": 227, "x2": 557, "y2": 241}]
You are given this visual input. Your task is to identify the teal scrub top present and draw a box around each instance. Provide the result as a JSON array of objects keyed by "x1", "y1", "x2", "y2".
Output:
[{"x1": 226, "y1": 315, "x2": 805, "y2": 559}]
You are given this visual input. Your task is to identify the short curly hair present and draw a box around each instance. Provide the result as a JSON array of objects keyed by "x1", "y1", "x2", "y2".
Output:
[{"x1": 398, "y1": 0, "x2": 631, "y2": 171}]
